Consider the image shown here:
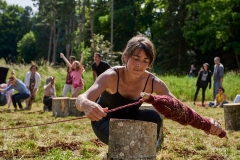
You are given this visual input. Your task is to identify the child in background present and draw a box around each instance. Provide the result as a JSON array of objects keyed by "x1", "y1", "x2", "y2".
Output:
[
  {"x1": 60, "y1": 52, "x2": 85, "y2": 97},
  {"x1": 43, "y1": 76, "x2": 56, "y2": 111},
  {"x1": 0, "y1": 82, "x2": 14, "y2": 108}
]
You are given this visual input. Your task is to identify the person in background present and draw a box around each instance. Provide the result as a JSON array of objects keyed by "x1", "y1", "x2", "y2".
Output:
[
  {"x1": 213, "y1": 57, "x2": 224, "y2": 100},
  {"x1": 92, "y1": 52, "x2": 111, "y2": 82},
  {"x1": 75, "y1": 34, "x2": 224, "y2": 159},
  {"x1": 209, "y1": 87, "x2": 228, "y2": 108},
  {"x1": 24, "y1": 64, "x2": 41, "y2": 110},
  {"x1": 0, "y1": 71, "x2": 30, "y2": 111},
  {"x1": 193, "y1": 63, "x2": 212, "y2": 107},
  {"x1": 60, "y1": 52, "x2": 85, "y2": 97},
  {"x1": 189, "y1": 64, "x2": 197, "y2": 78},
  {"x1": 43, "y1": 76, "x2": 56, "y2": 111},
  {"x1": 61, "y1": 56, "x2": 76, "y2": 97},
  {"x1": 233, "y1": 94, "x2": 240, "y2": 103},
  {"x1": 0, "y1": 81, "x2": 14, "y2": 108}
]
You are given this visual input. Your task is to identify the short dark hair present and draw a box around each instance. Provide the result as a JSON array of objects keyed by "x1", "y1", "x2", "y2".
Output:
[
  {"x1": 30, "y1": 64, "x2": 38, "y2": 71},
  {"x1": 94, "y1": 52, "x2": 102, "y2": 58},
  {"x1": 70, "y1": 56, "x2": 76, "y2": 60},
  {"x1": 218, "y1": 87, "x2": 225, "y2": 93}
]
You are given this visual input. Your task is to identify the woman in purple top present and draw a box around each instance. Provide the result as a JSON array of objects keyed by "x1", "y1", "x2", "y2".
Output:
[{"x1": 0, "y1": 71, "x2": 30, "y2": 111}]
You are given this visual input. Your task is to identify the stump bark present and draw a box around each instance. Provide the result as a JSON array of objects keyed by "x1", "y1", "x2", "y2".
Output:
[
  {"x1": 52, "y1": 97, "x2": 69, "y2": 117},
  {"x1": 224, "y1": 103, "x2": 240, "y2": 131},
  {"x1": 69, "y1": 98, "x2": 84, "y2": 116},
  {"x1": 108, "y1": 119, "x2": 157, "y2": 160}
]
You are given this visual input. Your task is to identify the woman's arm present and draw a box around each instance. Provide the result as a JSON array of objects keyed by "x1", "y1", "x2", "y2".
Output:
[
  {"x1": 60, "y1": 53, "x2": 72, "y2": 68},
  {"x1": 75, "y1": 69, "x2": 116, "y2": 121}
]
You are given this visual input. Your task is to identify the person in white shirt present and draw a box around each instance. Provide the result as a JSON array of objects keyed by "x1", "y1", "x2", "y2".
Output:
[
  {"x1": 24, "y1": 64, "x2": 41, "y2": 110},
  {"x1": 234, "y1": 94, "x2": 240, "y2": 103}
]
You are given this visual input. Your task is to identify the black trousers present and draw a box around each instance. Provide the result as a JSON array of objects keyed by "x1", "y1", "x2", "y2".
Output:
[
  {"x1": 194, "y1": 86, "x2": 207, "y2": 104},
  {"x1": 43, "y1": 96, "x2": 52, "y2": 110},
  {"x1": 91, "y1": 109, "x2": 163, "y2": 145}
]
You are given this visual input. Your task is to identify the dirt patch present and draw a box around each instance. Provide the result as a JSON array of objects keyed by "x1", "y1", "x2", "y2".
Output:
[
  {"x1": 38, "y1": 141, "x2": 82, "y2": 154},
  {"x1": 207, "y1": 155, "x2": 226, "y2": 160},
  {"x1": 90, "y1": 139, "x2": 106, "y2": 147},
  {"x1": 0, "y1": 141, "x2": 82, "y2": 158},
  {"x1": 174, "y1": 148, "x2": 197, "y2": 157}
]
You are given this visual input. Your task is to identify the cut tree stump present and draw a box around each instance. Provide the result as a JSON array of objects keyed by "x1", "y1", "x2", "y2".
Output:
[
  {"x1": 108, "y1": 119, "x2": 157, "y2": 160},
  {"x1": 69, "y1": 98, "x2": 84, "y2": 116},
  {"x1": 52, "y1": 97, "x2": 70, "y2": 117},
  {"x1": 224, "y1": 103, "x2": 240, "y2": 131}
]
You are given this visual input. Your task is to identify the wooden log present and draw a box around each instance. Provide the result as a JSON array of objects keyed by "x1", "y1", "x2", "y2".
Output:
[
  {"x1": 224, "y1": 103, "x2": 240, "y2": 131},
  {"x1": 52, "y1": 97, "x2": 70, "y2": 117},
  {"x1": 69, "y1": 98, "x2": 84, "y2": 116},
  {"x1": 108, "y1": 119, "x2": 157, "y2": 160}
]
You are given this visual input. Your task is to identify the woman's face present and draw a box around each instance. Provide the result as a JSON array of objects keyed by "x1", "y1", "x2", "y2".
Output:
[{"x1": 125, "y1": 49, "x2": 150, "y2": 77}]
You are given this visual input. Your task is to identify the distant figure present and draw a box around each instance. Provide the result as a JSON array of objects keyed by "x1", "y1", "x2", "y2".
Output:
[
  {"x1": 61, "y1": 56, "x2": 76, "y2": 97},
  {"x1": 43, "y1": 76, "x2": 56, "y2": 111},
  {"x1": 0, "y1": 71, "x2": 30, "y2": 111},
  {"x1": 209, "y1": 87, "x2": 228, "y2": 108},
  {"x1": 213, "y1": 57, "x2": 224, "y2": 99},
  {"x1": 0, "y1": 82, "x2": 14, "y2": 108},
  {"x1": 198, "y1": 67, "x2": 204, "y2": 77},
  {"x1": 233, "y1": 94, "x2": 240, "y2": 103},
  {"x1": 24, "y1": 64, "x2": 41, "y2": 110},
  {"x1": 189, "y1": 64, "x2": 197, "y2": 78},
  {"x1": 193, "y1": 63, "x2": 212, "y2": 107},
  {"x1": 92, "y1": 52, "x2": 111, "y2": 81},
  {"x1": 60, "y1": 52, "x2": 85, "y2": 97}
]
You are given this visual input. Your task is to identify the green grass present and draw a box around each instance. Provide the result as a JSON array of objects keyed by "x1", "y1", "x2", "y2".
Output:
[{"x1": 0, "y1": 59, "x2": 240, "y2": 159}]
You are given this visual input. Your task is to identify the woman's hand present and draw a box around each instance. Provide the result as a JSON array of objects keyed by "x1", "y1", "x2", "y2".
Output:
[
  {"x1": 75, "y1": 98, "x2": 108, "y2": 121},
  {"x1": 205, "y1": 118, "x2": 223, "y2": 136},
  {"x1": 140, "y1": 92, "x2": 150, "y2": 100},
  {"x1": 60, "y1": 53, "x2": 64, "y2": 58}
]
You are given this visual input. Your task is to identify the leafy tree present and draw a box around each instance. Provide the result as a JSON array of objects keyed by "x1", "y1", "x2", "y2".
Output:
[
  {"x1": 0, "y1": 1, "x2": 25, "y2": 62},
  {"x1": 17, "y1": 31, "x2": 36, "y2": 63},
  {"x1": 183, "y1": 0, "x2": 240, "y2": 70}
]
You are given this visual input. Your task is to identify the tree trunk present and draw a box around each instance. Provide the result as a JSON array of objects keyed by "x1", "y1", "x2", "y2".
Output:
[
  {"x1": 47, "y1": 27, "x2": 53, "y2": 63},
  {"x1": 234, "y1": 50, "x2": 240, "y2": 70},
  {"x1": 223, "y1": 103, "x2": 240, "y2": 131},
  {"x1": 108, "y1": 119, "x2": 157, "y2": 160},
  {"x1": 52, "y1": 97, "x2": 70, "y2": 117}
]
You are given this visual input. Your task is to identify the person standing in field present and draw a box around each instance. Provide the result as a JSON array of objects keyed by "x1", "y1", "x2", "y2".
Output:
[
  {"x1": 60, "y1": 52, "x2": 85, "y2": 97},
  {"x1": 189, "y1": 64, "x2": 197, "y2": 78},
  {"x1": 24, "y1": 64, "x2": 41, "y2": 110},
  {"x1": 213, "y1": 57, "x2": 224, "y2": 100},
  {"x1": 61, "y1": 56, "x2": 76, "y2": 97},
  {"x1": 193, "y1": 63, "x2": 212, "y2": 107},
  {"x1": 92, "y1": 52, "x2": 111, "y2": 82}
]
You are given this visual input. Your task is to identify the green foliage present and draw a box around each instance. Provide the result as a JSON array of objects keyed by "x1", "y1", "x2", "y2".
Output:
[{"x1": 17, "y1": 31, "x2": 36, "y2": 63}]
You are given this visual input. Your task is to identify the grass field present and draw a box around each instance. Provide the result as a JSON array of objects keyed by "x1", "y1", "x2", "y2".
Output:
[{"x1": 0, "y1": 59, "x2": 240, "y2": 159}]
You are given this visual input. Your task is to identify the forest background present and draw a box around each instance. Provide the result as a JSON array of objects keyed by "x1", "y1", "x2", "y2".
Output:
[{"x1": 1, "y1": 0, "x2": 240, "y2": 74}]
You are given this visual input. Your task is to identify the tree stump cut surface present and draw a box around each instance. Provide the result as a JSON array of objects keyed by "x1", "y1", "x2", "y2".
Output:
[
  {"x1": 224, "y1": 103, "x2": 240, "y2": 131},
  {"x1": 52, "y1": 97, "x2": 69, "y2": 117},
  {"x1": 69, "y1": 98, "x2": 84, "y2": 116},
  {"x1": 108, "y1": 119, "x2": 157, "y2": 160}
]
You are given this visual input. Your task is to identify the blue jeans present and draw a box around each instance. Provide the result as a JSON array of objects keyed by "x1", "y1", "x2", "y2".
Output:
[
  {"x1": 91, "y1": 109, "x2": 163, "y2": 145},
  {"x1": 11, "y1": 93, "x2": 30, "y2": 109},
  {"x1": 213, "y1": 81, "x2": 220, "y2": 100},
  {"x1": 208, "y1": 101, "x2": 228, "y2": 107}
]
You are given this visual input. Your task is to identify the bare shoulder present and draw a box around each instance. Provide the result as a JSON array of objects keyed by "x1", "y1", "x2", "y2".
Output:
[{"x1": 150, "y1": 73, "x2": 172, "y2": 96}]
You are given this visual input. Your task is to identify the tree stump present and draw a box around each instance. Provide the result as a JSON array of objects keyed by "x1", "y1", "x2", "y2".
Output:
[
  {"x1": 108, "y1": 119, "x2": 157, "y2": 160},
  {"x1": 223, "y1": 103, "x2": 240, "y2": 131},
  {"x1": 69, "y1": 98, "x2": 84, "y2": 116},
  {"x1": 52, "y1": 97, "x2": 70, "y2": 117}
]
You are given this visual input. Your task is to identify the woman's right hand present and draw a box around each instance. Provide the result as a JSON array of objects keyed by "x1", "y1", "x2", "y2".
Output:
[
  {"x1": 60, "y1": 53, "x2": 64, "y2": 58},
  {"x1": 75, "y1": 98, "x2": 108, "y2": 121}
]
